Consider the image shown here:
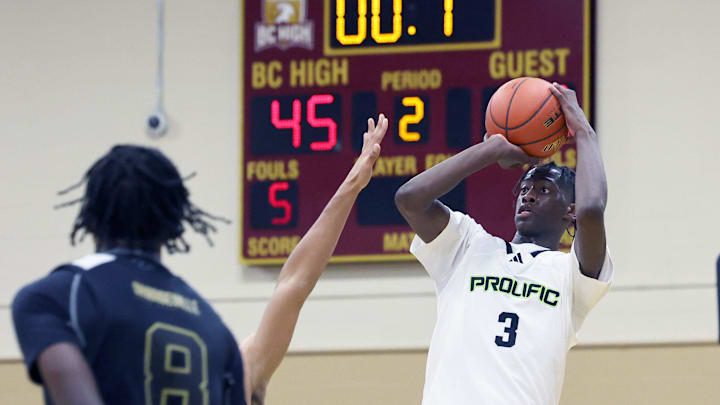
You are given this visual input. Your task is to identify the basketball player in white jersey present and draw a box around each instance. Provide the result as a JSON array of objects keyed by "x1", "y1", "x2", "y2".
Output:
[{"x1": 395, "y1": 83, "x2": 612, "y2": 405}]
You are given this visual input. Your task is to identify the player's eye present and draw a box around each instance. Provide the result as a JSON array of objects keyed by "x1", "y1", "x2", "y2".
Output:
[
  {"x1": 541, "y1": 187, "x2": 550, "y2": 194},
  {"x1": 520, "y1": 186, "x2": 529, "y2": 194}
]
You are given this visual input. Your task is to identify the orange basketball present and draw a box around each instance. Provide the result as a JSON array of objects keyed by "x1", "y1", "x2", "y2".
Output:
[{"x1": 485, "y1": 77, "x2": 568, "y2": 157}]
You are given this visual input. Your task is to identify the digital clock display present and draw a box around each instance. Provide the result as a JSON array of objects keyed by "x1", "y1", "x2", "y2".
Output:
[
  {"x1": 242, "y1": 0, "x2": 594, "y2": 264},
  {"x1": 327, "y1": 0, "x2": 497, "y2": 53}
]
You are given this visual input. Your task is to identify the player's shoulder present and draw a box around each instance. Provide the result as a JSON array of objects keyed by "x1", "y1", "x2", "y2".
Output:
[
  {"x1": 450, "y1": 210, "x2": 494, "y2": 238},
  {"x1": 527, "y1": 246, "x2": 573, "y2": 276},
  {"x1": 13, "y1": 253, "x2": 117, "y2": 307},
  {"x1": 11, "y1": 275, "x2": 67, "y2": 314},
  {"x1": 453, "y1": 212, "x2": 510, "y2": 252}
]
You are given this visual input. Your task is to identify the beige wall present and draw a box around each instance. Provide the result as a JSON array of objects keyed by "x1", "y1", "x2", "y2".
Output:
[
  {"x1": 1, "y1": 0, "x2": 719, "y2": 397},
  {"x1": 1, "y1": 0, "x2": 718, "y2": 359},
  {"x1": 3, "y1": 345, "x2": 720, "y2": 404}
]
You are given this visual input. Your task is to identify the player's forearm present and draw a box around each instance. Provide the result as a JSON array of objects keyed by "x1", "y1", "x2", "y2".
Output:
[
  {"x1": 245, "y1": 179, "x2": 361, "y2": 388},
  {"x1": 39, "y1": 343, "x2": 105, "y2": 405},
  {"x1": 277, "y1": 177, "x2": 359, "y2": 293},
  {"x1": 395, "y1": 138, "x2": 503, "y2": 213},
  {"x1": 574, "y1": 127, "x2": 607, "y2": 219},
  {"x1": 50, "y1": 391, "x2": 104, "y2": 405}
]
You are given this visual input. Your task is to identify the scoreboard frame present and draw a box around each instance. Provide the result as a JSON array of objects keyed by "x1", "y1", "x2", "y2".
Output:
[{"x1": 240, "y1": 0, "x2": 595, "y2": 265}]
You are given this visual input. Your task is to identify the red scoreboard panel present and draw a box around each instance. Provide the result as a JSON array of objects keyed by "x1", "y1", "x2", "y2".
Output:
[{"x1": 241, "y1": 0, "x2": 593, "y2": 264}]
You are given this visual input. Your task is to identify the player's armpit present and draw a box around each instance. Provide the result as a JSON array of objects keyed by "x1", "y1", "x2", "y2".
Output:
[{"x1": 37, "y1": 342, "x2": 104, "y2": 405}]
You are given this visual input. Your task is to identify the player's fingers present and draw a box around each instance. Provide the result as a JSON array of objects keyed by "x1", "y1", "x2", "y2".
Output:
[
  {"x1": 549, "y1": 84, "x2": 563, "y2": 98},
  {"x1": 486, "y1": 133, "x2": 505, "y2": 143},
  {"x1": 562, "y1": 85, "x2": 577, "y2": 99},
  {"x1": 378, "y1": 114, "x2": 388, "y2": 138},
  {"x1": 371, "y1": 115, "x2": 387, "y2": 142},
  {"x1": 556, "y1": 82, "x2": 577, "y2": 98},
  {"x1": 367, "y1": 117, "x2": 375, "y2": 133}
]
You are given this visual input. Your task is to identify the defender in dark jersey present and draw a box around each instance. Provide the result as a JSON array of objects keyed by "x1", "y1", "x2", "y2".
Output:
[{"x1": 13, "y1": 114, "x2": 388, "y2": 405}]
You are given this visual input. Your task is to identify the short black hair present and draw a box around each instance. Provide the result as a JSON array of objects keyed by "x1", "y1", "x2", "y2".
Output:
[
  {"x1": 512, "y1": 162, "x2": 576, "y2": 203},
  {"x1": 56, "y1": 144, "x2": 227, "y2": 253}
]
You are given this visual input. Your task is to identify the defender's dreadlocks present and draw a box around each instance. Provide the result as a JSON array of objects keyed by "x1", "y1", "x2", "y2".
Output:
[{"x1": 56, "y1": 145, "x2": 228, "y2": 253}]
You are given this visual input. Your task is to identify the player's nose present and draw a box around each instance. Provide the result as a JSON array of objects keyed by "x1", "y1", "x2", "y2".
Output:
[{"x1": 521, "y1": 192, "x2": 536, "y2": 203}]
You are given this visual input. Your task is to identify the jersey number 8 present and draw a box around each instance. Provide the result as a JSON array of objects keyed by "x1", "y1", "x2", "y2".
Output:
[{"x1": 144, "y1": 322, "x2": 209, "y2": 405}]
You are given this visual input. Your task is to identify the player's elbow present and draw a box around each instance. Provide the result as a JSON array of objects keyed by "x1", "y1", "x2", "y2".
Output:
[
  {"x1": 575, "y1": 204, "x2": 605, "y2": 225},
  {"x1": 276, "y1": 273, "x2": 316, "y2": 306},
  {"x1": 394, "y1": 182, "x2": 427, "y2": 215}
]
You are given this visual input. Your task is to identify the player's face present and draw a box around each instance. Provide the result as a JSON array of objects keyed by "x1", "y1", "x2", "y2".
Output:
[{"x1": 514, "y1": 170, "x2": 571, "y2": 237}]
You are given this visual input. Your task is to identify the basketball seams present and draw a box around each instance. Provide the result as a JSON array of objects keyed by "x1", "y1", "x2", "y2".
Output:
[
  {"x1": 485, "y1": 77, "x2": 567, "y2": 157},
  {"x1": 504, "y1": 78, "x2": 529, "y2": 140},
  {"x1": 488, "y1": 103, "x2": 506, "y2": 133},
  {"x1": 515, "y1": 124, "x2": 568, "y2": 146},
  {"x1": 506, "y1": 93, "x2": 554, "y2": 131}
]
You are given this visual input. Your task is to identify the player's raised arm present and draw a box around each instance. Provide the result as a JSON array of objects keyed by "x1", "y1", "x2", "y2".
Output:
[
  {"x1": 240, "y1": 114, "x2": 388, "y2": 400},
  {"x1": 549, "y1": 83, "x2": 608, "y2": 279},
  {"x1": 395, "y1": 134, "x2": 538, "y2": 243}
]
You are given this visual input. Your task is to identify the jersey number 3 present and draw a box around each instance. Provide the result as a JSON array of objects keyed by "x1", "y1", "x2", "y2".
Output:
[{"x1": 495, "y1": 312, "x2": 519, "y2": 347}]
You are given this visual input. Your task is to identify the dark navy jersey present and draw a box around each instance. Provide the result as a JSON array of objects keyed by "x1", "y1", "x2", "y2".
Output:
[{"x1": 12, "y1": 249, "x2": 247, "y2": 405}]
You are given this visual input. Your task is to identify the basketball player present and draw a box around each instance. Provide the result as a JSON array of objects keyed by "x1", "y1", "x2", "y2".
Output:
[
  {"x1": 12, "y1": 114, "x2": 388, "y2": 405},
  {"x1": 395, "y1": 84, "x2": 612, "y2": 404}
]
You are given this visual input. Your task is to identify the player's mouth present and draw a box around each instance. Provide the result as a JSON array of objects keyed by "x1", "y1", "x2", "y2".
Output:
[{"x1": 517, "y1": 205, "x2": 533, "y2": 219}]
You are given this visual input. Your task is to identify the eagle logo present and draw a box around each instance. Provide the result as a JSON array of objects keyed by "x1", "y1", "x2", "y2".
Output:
[{"x1": 255, "y1": 0, "x2": 314, "y2": 51}]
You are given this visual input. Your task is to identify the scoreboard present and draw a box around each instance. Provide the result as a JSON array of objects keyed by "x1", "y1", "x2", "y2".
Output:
[{"x1": 241, "y1": 0, "x2": 593, "y2": 264}]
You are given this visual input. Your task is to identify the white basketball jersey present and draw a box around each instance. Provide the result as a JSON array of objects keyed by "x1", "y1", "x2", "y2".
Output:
[{"x1": 411, "y1": 210, "x2": 613, "y2": 405}]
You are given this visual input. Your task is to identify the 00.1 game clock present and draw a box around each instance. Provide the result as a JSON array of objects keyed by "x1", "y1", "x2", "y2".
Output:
[
  {"x1": 241, "y1": 0, "x2": 594, "y2": 264},
  {"x1": 326, "y1": 0, "x2": 498, "y2": 53}
]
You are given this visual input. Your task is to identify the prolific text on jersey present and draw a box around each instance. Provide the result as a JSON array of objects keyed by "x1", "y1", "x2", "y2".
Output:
[{"x1": 469, "y1": 276, "x2": 560, "y2": 307}]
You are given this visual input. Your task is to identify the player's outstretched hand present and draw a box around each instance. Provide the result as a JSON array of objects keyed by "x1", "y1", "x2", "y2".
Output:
[
  {"x1": 345, "y1": 113, "x2": 388, "y2": 190},
  {"x1": 484, "y1": 133, "x2": 539, "y2": 170},
  {"x1": 549, "y1": 83, "x2": 592, "y2": 142}
]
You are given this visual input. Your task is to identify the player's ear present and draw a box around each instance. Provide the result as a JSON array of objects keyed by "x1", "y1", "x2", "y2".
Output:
[{"x1": 564, "y1": 203, "x2": 576, "y2": 223}]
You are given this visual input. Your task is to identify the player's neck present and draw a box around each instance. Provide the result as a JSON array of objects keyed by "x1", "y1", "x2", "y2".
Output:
[
  {"x1": 96, "y1": 239, "x2": 162, "y2": 261},
  {"x1": 511, "y1": 232, "x2": 561, "y2": 250}
]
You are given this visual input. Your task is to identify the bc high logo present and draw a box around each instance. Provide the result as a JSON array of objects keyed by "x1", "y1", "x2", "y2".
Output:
[{"x1": 255, "y1": 0, "x2": 314, "y2": 51}]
